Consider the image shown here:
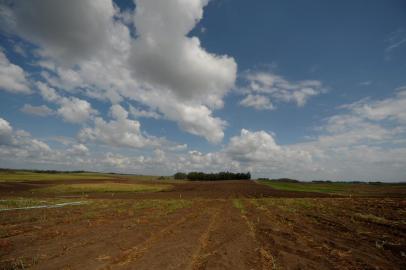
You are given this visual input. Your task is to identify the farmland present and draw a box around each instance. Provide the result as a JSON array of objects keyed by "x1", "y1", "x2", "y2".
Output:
[{"x1": 0, "y1": 171, "x2": 405, "y2": 269}]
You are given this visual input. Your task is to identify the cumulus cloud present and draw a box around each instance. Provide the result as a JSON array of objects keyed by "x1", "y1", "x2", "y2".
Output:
[
  {"x1": 35, "y1": 81, "x2": 97, "y2": 123},
  {"x1": 78, "y1": 104, "x2": 160, "y2": 148},
  {"x1": 0, "y1": 118, "x2": 14, "y2": 145},
  {"x1": 57, "y1": 97, "x2": 97, "y2": 124},
  {"x1": 36, "y1": 81, "x2": 60, "y2": 102},
  {"x1": 0, "y1": 117, "x2": 97, "y2": 169},
  {"x1": 240, "y1": 71, "x2": 325, "y2": 108},
  {"x1": 0, "y1": 50, "x2": 30, "y2": 93},
  {"x1": 226, "y1": 129, "x2": 280, "y2": 162},
  {"x1": 2, "y1": 1, "x2": 405, "y2": 181},
  {"x1": 169, "y1": 92, "x2": 406, "y2": 180},
  {"x1": 1, "y1": 0, "x2": 237, "y2": 142},
  {"x1": 127, "y1": 0, "x2": 236, "y2": 142},
  {"x1": 21, "y1": 104, "x2": 54, "y2": 117},
  {"x1": 152, "y1": 99, "x2": 227, "y2": 143},
  {"x1": 0, "y1": 117, "x2": 53, "y2": 162},
  {"x1": 3, "y1": 87, "x2": 406, "y2": 181},
  {"x1": 67, "y1": 143, "x2": 89, "y2": 156},
  {"x1": 2, "y1": 0, "x2": 116, "y2": 63},
  {"x1": 131, "y1": 0, "x2": 236, "y2": 107}
]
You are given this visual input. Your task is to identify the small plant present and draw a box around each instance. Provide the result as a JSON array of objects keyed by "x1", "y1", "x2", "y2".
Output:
[{"x1": 233, "y1": 199, "x2": 246, "y2": 214}]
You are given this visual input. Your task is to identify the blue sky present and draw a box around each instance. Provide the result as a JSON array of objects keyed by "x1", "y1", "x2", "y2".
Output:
[{"x1": 0, "y1": 0, "x2": 405, "y2": 181}]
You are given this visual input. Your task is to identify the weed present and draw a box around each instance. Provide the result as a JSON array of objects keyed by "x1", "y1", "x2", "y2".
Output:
[{"x1": 232, "y1": 199, "x2": 246, "y2": 214}]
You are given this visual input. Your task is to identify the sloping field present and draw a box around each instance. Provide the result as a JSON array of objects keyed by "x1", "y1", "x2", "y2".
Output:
[{"x1": 0, "y1": 178, "x2": 405, "y2": 269}]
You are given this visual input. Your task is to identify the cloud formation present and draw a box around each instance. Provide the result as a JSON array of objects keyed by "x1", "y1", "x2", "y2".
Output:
[
  {"x1": 21, "y1": 104, "x2": 54, "y2": 117},
  {"x1": 0, "y1": 50, "x2": 30, "y2": 93},
  {"x1": 240, "y1": 94, "x2": 274, "y2": 110},
  {"x1": 1, "y1": 0, "x2": 237, "y2": 143},
  {"x1": 0, "y1": 1, "x2": 405, "y2": 182},
  {"x1": 78, "y1": 104, "x2": 161, "y2": 148},
  {"x1": 35, "y1": 81, "x2": 97, "y2": 123},
  {"x1": 4, "y1": 88, "x2": 406, "y2": 180},
  {"x1": 240, "y1": 71, "x2": 325, "y2": 109},
  {"x1": 3, "y1": 0, "x2": 116, "y2": 63}
]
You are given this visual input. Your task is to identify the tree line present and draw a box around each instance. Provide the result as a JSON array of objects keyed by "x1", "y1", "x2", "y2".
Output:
[{"x1": 174, "y1": 171, "x2": 251, "y2": 181}]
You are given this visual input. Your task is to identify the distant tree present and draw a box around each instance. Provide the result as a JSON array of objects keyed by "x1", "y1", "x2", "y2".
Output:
[
  {"x1": 185, "y1": 171, "x2": 251, "y2": 181},
  {"x1": 174, "y1": 172, "x2": 187, "y2": 180}
]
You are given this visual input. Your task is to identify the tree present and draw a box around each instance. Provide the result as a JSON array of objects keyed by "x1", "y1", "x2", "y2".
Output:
[
  {"x1": 182, "y1": 171, "x2": 251, "y2": 181},
  {"x1": 174, "y1": 172, "x2": 187, "y2": 180}
]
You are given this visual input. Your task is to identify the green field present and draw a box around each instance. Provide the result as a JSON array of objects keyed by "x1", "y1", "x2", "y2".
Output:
[
  {"x1": 258, "y1": 180, "x2": 406, "y2": 196},
  {"x1": 0, "y1": 170, "x2": 159, "y2": 182},
  {"x1": 33, "y1": 183, "x2": 173, "y2": 194}
]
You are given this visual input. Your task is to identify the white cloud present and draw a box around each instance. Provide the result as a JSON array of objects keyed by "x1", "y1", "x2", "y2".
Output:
[
  {"x1": 3, "y1": 0, "x2": 116, "y2": 63},
  {"x1": 57, "y1": 97, "x2": 97, "y2": 124},
  {"x1": 1, "y1": 0, "x2": 237, "y2": 143},
  {"x1": 345, "y1": 90, "x2": 406, "y2": 124},
  {"x1": 21, "y1": 104, "x2": 54, "y2": 117},
  {"x1": 0, "y1": 117, "x2": 53, "y2": 163},
  {"x1": 67, "y1": 143, "x2": 89, "y2": 156},
  {"x1": 131, "y1": 0, "x2": 236, "y2": 107},
  {"x1": 2, "y1": 1, "x2": 405, "y2": 181},
  {"x1": 78, "y1": 104, "x2": 160, "y2": 148},
  {"x1": 241, "y1": 71, "x2": 325, "y2": 108},
  {"x1": 152, "y1": 99, "x2": 226, "y2": 143},
  {"x1": 166, "y1": 92, "x2": 406, "y2": 180},
  {"x1": 226, "y1": 129, "x2": 280, "y2": 162},
  {"x1": 129, "y1": 105, "x2": 161, "y2": 119},
  {"x1": 3, "y1": 87, "x2": 406, "y2": 181},
  {"x1": 0, "y1": 50, "x2": 30, "y2": 93},
  {"x1": 127, "y1": 0, "x2": 236, "y2": 142},
  {"x1": 240, "y1": 94, "x2": 274, "y2": 110},
  {"x1": 36, "y1": 81, "x2": 60, "y2": 102},
  {"x1": 35, "y1": 81, "x2": 97, "y2": 124},
  {"x1": 385, "y1": 29, "x2": 406, "y2": 60},
  {"x1": 0, "y1": 118, "x2": 14, "y2": 145},
  {"x1": 0, "y1": 117, "x2": 96, "y2": 169}
]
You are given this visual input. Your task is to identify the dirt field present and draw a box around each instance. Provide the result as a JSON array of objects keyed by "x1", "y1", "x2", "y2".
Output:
[{"x1": 0, "y1": 179, "x2": 405, "y2": 269}]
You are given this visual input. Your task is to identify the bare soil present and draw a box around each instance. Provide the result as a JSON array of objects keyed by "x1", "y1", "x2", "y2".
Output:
[{"x1": 0, "y1": 180, "x2": 405, "y2": 269}]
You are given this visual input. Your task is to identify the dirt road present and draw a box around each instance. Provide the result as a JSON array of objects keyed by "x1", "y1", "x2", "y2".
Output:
[{"x1": 1, "y1": 180, "x2": 405, "y2": 269}]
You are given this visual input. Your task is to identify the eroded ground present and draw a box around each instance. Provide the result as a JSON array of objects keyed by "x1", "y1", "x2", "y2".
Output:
[{"x1": 0, "y1": 180, "x2": 405, "y2": 269}]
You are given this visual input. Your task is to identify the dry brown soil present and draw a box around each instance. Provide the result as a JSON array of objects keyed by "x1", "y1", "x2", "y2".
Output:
[{"x1": 0, "y1": 180, "x2": 405, "y2": 269}]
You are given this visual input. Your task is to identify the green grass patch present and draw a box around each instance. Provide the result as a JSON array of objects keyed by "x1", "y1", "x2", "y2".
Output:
[
  {"x1": 253, "y1": 198, "x2": 316, "y2": 213},
  {"x1": 33, "y1": 183, "x2": 173, "y2": 194},
  {"x1": 259, "y1": 180, "x2": 352, "y2": 194},
  {"x1": 259, "y1": 180, "x2": 406, "y2": 196},
  {"x1": 0, "y1": 170, "x2": 163, "y2": 182},
  {"x1": 232, "y1": 199, "x2": 246, "y2": 214},
  {"x1": 0, "y1": 171, "x2": 116, "y2": 182},
  {"x1": 133, "y1": 199, "x2": 192, "y2": 213}
]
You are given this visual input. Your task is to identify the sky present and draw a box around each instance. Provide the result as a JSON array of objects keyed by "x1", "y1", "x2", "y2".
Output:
[{"x1": 0, "y1": 0, "x2": 405, "y2": 181}]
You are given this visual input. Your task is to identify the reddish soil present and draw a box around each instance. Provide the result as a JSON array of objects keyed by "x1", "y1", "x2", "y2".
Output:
[{"x1": 0, "y1": 180, "x2": 405, "y2": 269}]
